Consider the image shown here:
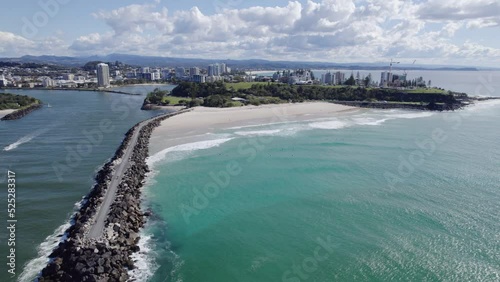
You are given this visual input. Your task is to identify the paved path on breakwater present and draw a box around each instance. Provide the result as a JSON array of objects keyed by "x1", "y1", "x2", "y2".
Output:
[
  {"x1": 86, "y1": 109, "x2": 190, "y2": 239},
  {"x1": 87, "y1": 120, "x2": 148, "y2": 239}
]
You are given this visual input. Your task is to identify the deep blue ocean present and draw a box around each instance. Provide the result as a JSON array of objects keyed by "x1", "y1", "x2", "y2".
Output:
[{"x1": 0, "y1": 73, "x2": 499, "y2": 282}]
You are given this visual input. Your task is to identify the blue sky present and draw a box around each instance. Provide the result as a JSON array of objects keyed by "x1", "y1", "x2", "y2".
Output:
[{"x1": 0, "y1": 0, "x2": 499, "y2": 67}]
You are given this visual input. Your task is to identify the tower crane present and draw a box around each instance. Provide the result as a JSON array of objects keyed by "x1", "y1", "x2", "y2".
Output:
[{"x1": 389, "y1": 59, "x2": 400, "y2": 74}]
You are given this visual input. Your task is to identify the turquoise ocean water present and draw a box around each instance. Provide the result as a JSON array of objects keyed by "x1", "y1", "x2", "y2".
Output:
[
  {"x1": 140, "y1": 72, "x2": 500, "y2": 282},
  {"x1": 142, "y1": 101, "x2": 500, "y2": 282},
  {"x1": 0, "y1": 75, "x2": 499, "y2": 282}
]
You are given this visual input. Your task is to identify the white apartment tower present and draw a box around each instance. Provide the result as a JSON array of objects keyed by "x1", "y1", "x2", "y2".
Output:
[{"x1": 97, "y1": 63, "x2": 110, "y2": 88}]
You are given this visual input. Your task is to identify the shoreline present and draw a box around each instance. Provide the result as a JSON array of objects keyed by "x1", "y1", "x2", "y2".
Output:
[
  {"x1": 1, "y1": 103, "x2": 43, "y2": 121},
  {"x1": 0, "y1": 87, "x2": 142, "y2": 96},
  {"x1": 39, "y1": 109, "x2": 191, "y2": 281},
  {"x1": 149, "y1": 102, "x2": 360, "y2": 155},
  {"x1": 0, "y1": 109, "x2": 15, "y2": 119}
]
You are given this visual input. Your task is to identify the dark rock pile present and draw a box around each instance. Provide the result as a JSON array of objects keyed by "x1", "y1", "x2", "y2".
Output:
[
  {"x1": 333, "y1": 101, "x2": 463, "y2": 111},
  {"x1": 39, "y1": 109, "x2": 191, "y2": 282},
  {"x1": 1, "y1": 103, "x2": 43, "y2": 120}
]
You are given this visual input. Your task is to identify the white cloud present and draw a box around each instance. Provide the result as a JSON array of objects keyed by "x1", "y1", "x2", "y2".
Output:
[
  {"x1": 418, "y1": 0, "x2": 500, "y2": 29},
  {"x1": 2, "y1": 0, "x2": 500, "y2": 66},
  {"x1": 0, "y1": 31, "x2": 69, "y2": 57}
]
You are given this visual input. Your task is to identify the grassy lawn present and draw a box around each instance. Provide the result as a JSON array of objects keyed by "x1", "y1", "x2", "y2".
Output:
[
  {"x1": 225, "y1": 82, "x2": 271, "y2": 90},
  {"x1": 161, "y1": 96, "x2": 191, "y2": 105},
  {"x1": 228, "y1": 101, "x2": 244, "y2": 107},
  {"x1": 404, "y1": 88, "x2": 446, "y2": 94},
  {"x1": 316, "y1": 85, "x2": 353, "y2": 89}
]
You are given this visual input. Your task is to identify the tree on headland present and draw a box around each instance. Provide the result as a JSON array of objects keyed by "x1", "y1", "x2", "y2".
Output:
[
  {"x1": 145, "y1": 88, "x2": 169, "y2": 105},
  {"x1": 364, "y1": 76, "x2": 371, "y2": 87},
  {"x1": 344, "y1": 74, "x2": 356, "y2": 86},
  {"x1": 204, "y1": 95, "x2": 227, "y2": 107},
  {"x1": 0, "y1": 93, "x2": 40, "y2": 110}
]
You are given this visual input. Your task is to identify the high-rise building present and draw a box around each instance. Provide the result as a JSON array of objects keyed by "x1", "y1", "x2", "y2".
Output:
[
  {"x1": 176, "y1": 67, "x2": 186, "y2": 78},
  {"x1": 220, "y1": 63, "x2": 227, "y2": 74},
  {"x1": 63, "y1": 74, "x2": 74, "y2": 81},
  {"x1": 322, "y1": 72, "x2": 335, "y2": 85},
  {"x1": 335, "y1": 72, "x2": 345, "y2": 85},
  {"x1": 42, "y1": 78, "x2": 55, "y2": 88},
  {"x1": 208, "y1": 64, "x2": 222, "y2": 76},
  {"x1": 162, "y1": 69, "x2": 171, "y2": 80},
  {"x1": 97, "y1": 63, "x2": 110, "y2": 88},
  {"x1": 192, "y1": 74, "x2": 206, "y2": 83},
  {"x1": 190, "y1": 67, "x2": 200, "y2": 76}
]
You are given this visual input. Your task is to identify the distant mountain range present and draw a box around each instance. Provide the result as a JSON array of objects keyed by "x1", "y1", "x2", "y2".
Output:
[{"x1": 1, "y1": 53, "x2": 496, "y2": 71}]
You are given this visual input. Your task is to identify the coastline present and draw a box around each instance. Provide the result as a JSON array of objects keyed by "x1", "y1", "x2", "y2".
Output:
[
  {"x1": 1, "y1": 87, "x2": 141, "y2": 96},
  {"x1": 1, "y1": 103, "x2": 43, "y2": 121},
  {"x1": 149, "y1": 102, "x2": 359, "y2": 155},
  {"x1": 39, "y1": 109, "x2": 191, "y2": 281},
  {"x1": 0, "y1": 109, "x2": 15, "y2": 119}
]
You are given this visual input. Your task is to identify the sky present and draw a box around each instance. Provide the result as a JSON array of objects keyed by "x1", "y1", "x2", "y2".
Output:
[{"x1": 0, "y1": 0, "x2": 499, "y2": 67}]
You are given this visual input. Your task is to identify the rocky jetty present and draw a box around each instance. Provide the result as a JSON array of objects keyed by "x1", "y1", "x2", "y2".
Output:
[
  {"x1": 1, "y1": 103, "x2": 43, "y2": 120},
  {"x1": 140, "y1": 102, "x2": 161, "y2": 110},
  {"x1": 39, "y1": 109, "x2": 190, "y2": 282}
]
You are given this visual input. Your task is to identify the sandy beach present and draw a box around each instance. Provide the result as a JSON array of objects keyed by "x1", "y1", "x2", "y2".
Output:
[
  {"x1": 149, "y1": 102, "x2": 359, "y2": 155},
  {"x1": 0, "y1": 109, "x2": 15, "y2": 119}
]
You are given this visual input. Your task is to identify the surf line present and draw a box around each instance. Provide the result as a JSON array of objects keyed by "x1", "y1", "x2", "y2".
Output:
[{"x1": 38, "y1": 108, "x2": 191, "y2": 282}]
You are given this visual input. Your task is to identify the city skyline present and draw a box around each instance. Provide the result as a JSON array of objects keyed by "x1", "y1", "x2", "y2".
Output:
[{"x1": 0, "y1": 0, "x2": 499, "y2": 67}]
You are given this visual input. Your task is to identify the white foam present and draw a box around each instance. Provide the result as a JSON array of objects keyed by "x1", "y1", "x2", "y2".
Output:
[
  {"x1": 353, "y1": 117, "x2": 390, "y2": 126},
  {"x1": 465, "y1": 99, "x2": 500, "y2": 112},
  {"x1": 3, "y1": 127, "x2": 50, "y2": 151},
  {"x1": 308, "y1": 120, "x2": 349, "y2": 130},
  {"x1": 388, "y1": 112, "x2": 435, "y2": 119},
  {"x1": 18, "y1": 222, "x2": 71, "y2": 282},
  {"x1": 226, "y1": 120, "x2": 295, "y2": 130},
  {"x1": 234, "y1": 129, "x2": 282, "y2": 136},
  {"x1": 128, "y1": 234, "x2": 159, "y2": 282},
  {"x1": 147, "y1": 138, "x2": 234, "y2": 166}
]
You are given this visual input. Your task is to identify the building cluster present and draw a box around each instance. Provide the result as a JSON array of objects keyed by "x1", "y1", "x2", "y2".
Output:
[
  {"x1": 319, "y1": 71, "x2": 346, "y2": 85},
  {"x1": 262, "y1": 69, "x2": 369, "y2": 86},
  {"x1": 0, "y1": 60, "x2": 430, "y2": 90},
  {"x1": 172, "y1": 63, "x2": 232, "y2": 83},
  {"x1": 379, "y1": 71, "x2": 428, "y2": 88},
  {"x1": 270, "y1": 69, "x2": 316, "y2": 85},
  {"x1": 0, "y1": 62, "x2": 126, "y2": 89},
  {"x1": 0, "y1": 61, "x2": 239, "y2": 89}
]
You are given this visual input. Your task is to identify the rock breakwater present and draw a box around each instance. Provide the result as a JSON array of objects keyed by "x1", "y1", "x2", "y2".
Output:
[
  {"x1": 39, "y1": 109, "x2": 191, "y2": 282},
  {"x1": 1, "y1": 103, "x2": 43, "y2": 120}
]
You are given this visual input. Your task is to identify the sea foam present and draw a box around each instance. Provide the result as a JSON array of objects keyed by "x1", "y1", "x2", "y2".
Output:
[
  {"x1": 147, "y1": 138, "x2": 234, "y2": 167},
  {"x1": 389, "y1": 112, "x2": 435, "y2": 119},
  {"x1": 234, "y1": 129, "x2": 282, "y2": 136},
  {"x1": 18, "y1": 222, "x2": 71, "y2": 282},
  {"x1": 308, "y1": 120, "x2": 349, "y2": 129},
  {"x1": 3, "y1": 125, "x2": 57, "y2": 151},
  {"x1": 128, "y1": 233, "x2": 159, "y2": 282}
]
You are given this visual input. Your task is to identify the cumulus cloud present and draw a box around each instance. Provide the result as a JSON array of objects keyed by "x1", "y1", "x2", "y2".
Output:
[
  {"x1": 2, "y1": 0, "x2": 500, "y2": 66},
  {"x1": 418, "y1": 0, "x2": 500, "y2": 30},
  {"x1": 0, "y1": 31, "x2": 69, "y2": 57}
]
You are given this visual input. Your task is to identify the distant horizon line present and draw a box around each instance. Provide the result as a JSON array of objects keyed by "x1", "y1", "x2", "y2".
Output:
[{"x1": 1, "y1": 53, "x2": 499, "y2": 70}]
